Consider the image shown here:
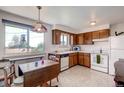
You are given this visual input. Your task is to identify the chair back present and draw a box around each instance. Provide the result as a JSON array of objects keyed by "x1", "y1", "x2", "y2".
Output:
[{"x1": 3, "y1": 64, "x2": 17, "y2": 87}]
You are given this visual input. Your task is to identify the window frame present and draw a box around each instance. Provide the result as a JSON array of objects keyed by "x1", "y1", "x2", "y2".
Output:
[
  {"x1": 60, "y1": 33, "x2": 70, "y2": 46},
  {"x1": 4, "y1": 23, "x2": 45, "y2": 56}
]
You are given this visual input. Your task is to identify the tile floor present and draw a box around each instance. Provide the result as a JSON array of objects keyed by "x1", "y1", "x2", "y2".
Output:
[{"x1": 51, "y1": 65, "x2": 115, "y2": 87}]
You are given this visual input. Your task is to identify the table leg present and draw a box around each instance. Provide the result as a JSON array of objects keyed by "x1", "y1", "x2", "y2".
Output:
[
  {"x1": 49, "y1": 80, "x2": 51, "y2": 86},
  {"x1": 57, "y1": 76, "x2": 59, "y2": 82}
]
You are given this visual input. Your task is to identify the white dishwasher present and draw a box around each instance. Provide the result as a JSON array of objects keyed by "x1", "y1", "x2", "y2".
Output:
[{"x1": 60, "y1": 54, "x2": 69, "y2": 71}]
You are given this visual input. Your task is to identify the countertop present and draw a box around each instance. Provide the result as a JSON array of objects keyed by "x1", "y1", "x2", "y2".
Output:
[
  {"x1": 49, "y1": 50, "x2": 109, "y2": 55},
  {"x1": 19, "y1": 60, "x2": 59, "y2": 73},
  {"x1": 3, "y1": 54, "x2": 45, "y2": 61}
]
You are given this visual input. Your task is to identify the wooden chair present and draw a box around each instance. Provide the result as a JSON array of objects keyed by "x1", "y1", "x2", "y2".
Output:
[{"x1": 3, "y1": 64, "x2": 23, "y2": 87}]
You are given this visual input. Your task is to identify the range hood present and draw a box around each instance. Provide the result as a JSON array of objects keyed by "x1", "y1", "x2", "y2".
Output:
[{"x1": 92, "y1": 38, "x2": 109, "y2": 42}]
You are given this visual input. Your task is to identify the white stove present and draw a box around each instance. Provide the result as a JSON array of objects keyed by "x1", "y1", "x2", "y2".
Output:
[{"x1": 91, "y1": 53, "x2": 109, "y2": 73}]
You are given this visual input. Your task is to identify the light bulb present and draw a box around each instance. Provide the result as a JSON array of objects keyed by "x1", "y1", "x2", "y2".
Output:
[
  {"x1": 37, "y1": 28, "x2": 41, "y2": 31},
  {"x1": 90, "y1": 21, "x2": 96, "y2": 26}
]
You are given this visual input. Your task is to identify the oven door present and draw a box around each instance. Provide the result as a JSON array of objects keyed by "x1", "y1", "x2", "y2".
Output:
[{"x1": 91, "y1": 54, "x2": 108, "y2": 68}]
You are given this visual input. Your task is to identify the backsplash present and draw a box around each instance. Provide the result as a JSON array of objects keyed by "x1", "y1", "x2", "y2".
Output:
[
  {"x1": 49, "y1": 45, "x2": 71, "y2": 53},
  {"x1": 79, "y1": 41, "x2": 110, "y2": 53}
]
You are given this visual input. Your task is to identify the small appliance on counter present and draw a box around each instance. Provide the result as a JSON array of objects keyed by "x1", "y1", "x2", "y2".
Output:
[{"x1": 72, "y1": 46, "x2": 81, "y2": 51}]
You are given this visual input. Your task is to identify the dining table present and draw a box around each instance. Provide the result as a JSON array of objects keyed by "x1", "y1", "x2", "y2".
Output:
[{"x1": 18, "y1": 60, "x2": 60, "y2": 87}]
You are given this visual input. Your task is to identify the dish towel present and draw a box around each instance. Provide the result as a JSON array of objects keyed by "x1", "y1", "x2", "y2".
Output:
[{"x1": 96, "y1": 54, "x2": 101, "y2": 64}]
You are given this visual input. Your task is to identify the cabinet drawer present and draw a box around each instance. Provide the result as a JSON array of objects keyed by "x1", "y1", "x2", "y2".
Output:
[
  {"x1": 83, "y1": 53, "x2": 90, "y2": 56},
  {"x1": 69, "y1": 53, "x2": 77, "y2": 56}
]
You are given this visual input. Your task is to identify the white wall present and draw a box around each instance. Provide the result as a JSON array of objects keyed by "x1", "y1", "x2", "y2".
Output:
[
  {"x1": 109, "y1": 23, "x2": 124, "y2": 75},
  {"x1": 111, "y1": 23, "x2": 124, "y2": 36}
]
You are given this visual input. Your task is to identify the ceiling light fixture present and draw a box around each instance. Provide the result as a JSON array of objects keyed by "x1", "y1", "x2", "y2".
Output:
[
  {"x1": 33, "y1": 6, "x2": 47, "y2": 33},
  {"x1": 90, "y1": 21, "x2": 96, "y2": 26}
]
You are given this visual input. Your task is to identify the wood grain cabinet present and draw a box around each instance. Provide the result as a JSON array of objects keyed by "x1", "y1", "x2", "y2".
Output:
[
  {"x1": 52, "y1": 29, "x2": 61, "y2": 44},
  {"x1": 99, "y1": 29, "x2": 110, "y2": 38},
  {"x1": 92, "y1": 31, "x2": 100, "y2": 39},
  {"x1": 78, "y1": 53, "x2": 84, "y2": 65},
  {"x1": 73, "y1": 54, "x2": 78, "y2": 65},
  {"x1": 69, "y1": 53, "x2": 78, "y2": 67},
  {"x1": 69, "y1": 55, "x2": 74, "y2": 67},
  {"x1": 83, "y1": 53, "x2": 90, "y2": 68},
  {"x1": 73, "y1": 34, "x2": 77, "y2": 45},
  {"x1": 70, "y1": 34, "x2": 77, "y2": 45},
  {"x1": 77, "y1": 34, "x2": 84, "y2": 45},
  {"x1": 92, "y1": 29, "x2": 110, "y2": 39},
  {"x1": 84, "y1": 32, "x2": 93, "y2": 44}
]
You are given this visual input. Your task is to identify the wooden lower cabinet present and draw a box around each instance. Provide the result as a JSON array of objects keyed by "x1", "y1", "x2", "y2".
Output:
[
  {"x1": 73, "y1": 54, "x2": 77, "y2": 65},
  {"x1": 69, "y1": 53, "x2": 77, "y2": 67},
  {"x1": 83, "y1": 53, "x2": 90, "y2": 68},
  {"x1": 78, "y1": 53, "x2": 84, "y2": 65},
  {"x1": 69, "y1": 52, "x2": 90, "y2": 68},
  {"x1": 69, "y1": 56, "x2": 74, "y2": 67},
  {"x1": 78, "y1": 53, "x2": 90, "y2": 68}
]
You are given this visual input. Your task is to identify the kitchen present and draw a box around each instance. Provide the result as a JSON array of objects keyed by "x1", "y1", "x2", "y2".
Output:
[
  {"x1": 48, "y1": 27, "x2": 110, "y2": 73},
  {"x1": 0, "y1": 6, "x2": 124, "y2": 87}
]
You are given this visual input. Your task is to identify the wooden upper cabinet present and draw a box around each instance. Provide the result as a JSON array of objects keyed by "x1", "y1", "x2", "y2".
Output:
[
  {"x1": 52, "y1": 29, "x2": 61, "y2": 44},
  {"x1": 73, "y1": 34, "x2": 77, "y2": 45},
  {"x1": 77, "y1": 34, "x2": 84, "y2": 45},
  {"x1": 70, "y1": 34, "x2": 77, "y2": 45},
  {"x1": 99, "y1": 29, "x2": 110, "y2": 38},
  {"x1": 84, "y1": 32, "x2": 93, "y2": 44},
  {"x1": 92, "y1": 29, "x2": 110, "y2": 39},
  {"x1": 92, "y1": 31, "x2": 100, "y2": 39}
]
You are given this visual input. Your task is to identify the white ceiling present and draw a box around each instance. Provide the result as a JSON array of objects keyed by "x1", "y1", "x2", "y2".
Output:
[{"x1": 0, "y1": 6, "x2": 124, "y2": 31}]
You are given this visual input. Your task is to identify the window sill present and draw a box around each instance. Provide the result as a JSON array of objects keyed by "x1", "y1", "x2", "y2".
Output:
[{"x1": 3, "y1": 52, "x2": 45, "y2": 59}]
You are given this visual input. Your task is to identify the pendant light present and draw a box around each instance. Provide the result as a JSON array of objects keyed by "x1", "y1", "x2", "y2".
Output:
[{"x1": 33, "y1": 6, "x2": 47, "y2": 32}]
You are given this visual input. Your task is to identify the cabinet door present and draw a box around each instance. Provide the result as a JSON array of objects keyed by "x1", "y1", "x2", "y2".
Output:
[
  {"x1": 99, "y1": 29, "x2": 110, "y2": 38},
  {"x1": 69, "y1": 56, "x2": 73, "y2": 67},
  {"x1": 73, "y1": 34, "x2": 77, "y2": 45},
  {"x1": 55, "y1": 30, "x2": 61, "y2": 44},
  {"x1": 83, "y1": 53, "x2": 90, "y2": 68},
  {"x1": 84, "y1": 32, "x2": 93, "y2": 44},
  {"x1": 78, "y1": 54, "x2": 84, "y2": 65},
  {"x1": 77, "y1": 34, "x2": 84, "y2": 45},
  {"x1": 92, "y1": 31, "x2": 100, "y2": 39},
  {"x1": 70, "y1": 34, "x2": 77, "y2": 45},
  {"x1": 52, "y1": 30, "x2": 61, "y2": 44},
  {"x1": 73, "y1": 54, "x2": 77, "y2": 65}
]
